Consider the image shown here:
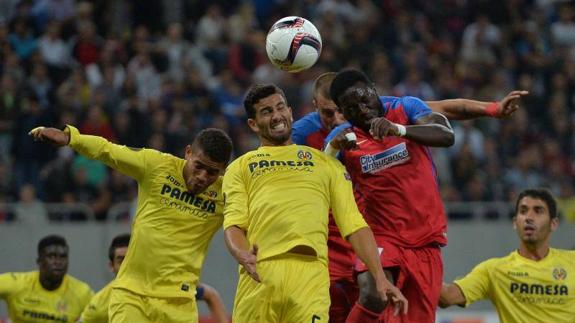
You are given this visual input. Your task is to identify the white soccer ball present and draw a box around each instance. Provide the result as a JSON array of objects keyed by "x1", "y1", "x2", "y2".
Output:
[{"x1": 265, "y1": 16, "x2": 322, "y2": 73}]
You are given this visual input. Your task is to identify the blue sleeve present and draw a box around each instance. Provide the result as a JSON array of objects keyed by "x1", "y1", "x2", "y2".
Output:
[
  {"x1": 401, "y1": 96, "x2": 432, "y2": 124},
  {"x1": 324, "y1": 122, "x2": 352, "y2": 148},
  {"x1": 196, "y1": 285, "x2": 205, "y2": 300},
  {"x1": 324, "y1": 122, "x2": 352, "y2": 161},
  {"x1": 292, "y1": 112, "x2": 321, "y2": 145}
]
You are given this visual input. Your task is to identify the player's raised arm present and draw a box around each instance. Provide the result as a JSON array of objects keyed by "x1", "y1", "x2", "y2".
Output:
[
  {"x1": 29, "y1": 125, "x2": 147, "y2": 181},
  {"x1": 426, "y1": 90, "x2": 529, "y2": 120},
  {"x1": 439, "y1": 283, "x2": 467, "y2": 308}
]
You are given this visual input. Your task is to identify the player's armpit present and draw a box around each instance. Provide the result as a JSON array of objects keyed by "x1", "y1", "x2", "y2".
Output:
[{"x1": 438, "y1": 283, "x2": 467, "y2": 308}]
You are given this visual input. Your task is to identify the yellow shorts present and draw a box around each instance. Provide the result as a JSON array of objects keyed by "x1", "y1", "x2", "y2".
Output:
[
  {"x1": 109, "y1": 288, "x2": 198, "y2": 323},
  {"x1": 233, "y1": 253, "x2": 330, "y2": 323}
]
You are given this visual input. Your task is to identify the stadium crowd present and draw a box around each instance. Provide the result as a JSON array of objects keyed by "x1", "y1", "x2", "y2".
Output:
[{"x1": 1, "y1": 0, "x2": 575, "y2": 221}]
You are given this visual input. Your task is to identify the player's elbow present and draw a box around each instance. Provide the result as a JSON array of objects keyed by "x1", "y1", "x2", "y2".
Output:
[{"x1": 442, "y1": 130, "x2": 455, "y2": 147}]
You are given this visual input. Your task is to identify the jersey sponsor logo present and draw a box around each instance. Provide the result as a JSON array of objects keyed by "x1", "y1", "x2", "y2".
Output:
[
  {"x1": 510, "y1": 282, "x2": 569, "y2": 296},
  {"x1": 553, "y1": 268, "x2": 567, "y2": 280},
  {"x1": 166, "y1": 174, "x2": 184, "y2": 187},
  {"x1": 248, "y1": 153, "x2": 271, "y2": 160},
  {"x1": 22, "y1": 309, "x2": 67, "y2": 322},
  {"x1": 359, "y1": 142, "x2": 410, "y2": 174},
  {"x1": 23, "y1": 297, "x2": 40, "y2": 304},
  {"x1": 507, "y1": 271, "x2": 529, "y2": 277},
  {"x1": 297, "y1": 150, "x2": 313, "y2": 160},
  {"x1": 160, "y1": 184, "x2": 216, "y2": 214},
  {"x1": 248, "y1": 159, "x2": 315, "y2": 177}
]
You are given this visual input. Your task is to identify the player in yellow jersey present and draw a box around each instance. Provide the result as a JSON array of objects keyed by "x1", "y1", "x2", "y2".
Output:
[
  {"x1": 29, "y1": 125, "x2": 233, "y2": 323},
  {"x1": 79, "y1": 233, "x2": 229, "y2": 323},
  {"x1": 0, "y1": 235, "x2": 93, "y2": 322},
  {"x1": 223, "y1": 84, "x2": 407, "y2": 323},
  {"x1": 79, "y1": 233, "x2": 130, "y2": 323},
  {"x1": 439, "y1": 188, "x2": 575, "y2": 322}
]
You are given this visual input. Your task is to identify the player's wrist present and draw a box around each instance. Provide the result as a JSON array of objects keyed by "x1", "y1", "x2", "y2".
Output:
[
  {"x1": 324, "y1": 141, "x2": 340, "y2": 157},
  {"x1": 485, "y1": 101, "x2": 499, "y2": 118},
  {"x1": 395, "y1": 124, "x2": 407, "y2": 137}
]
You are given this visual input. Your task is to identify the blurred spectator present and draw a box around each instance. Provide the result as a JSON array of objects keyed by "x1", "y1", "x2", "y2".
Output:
[
  {"x1": 460, "y1": 15, "x2": 501, "y2": 65},
  {"x1": 14, "y1": 184, "x2": 48, "y2": 225},
  {"x1": 8, "y1": 17, "x2": 37, "y2": 61},
  {"x1": 551, "y1": 4, "x2": 575, "y2": 47}
]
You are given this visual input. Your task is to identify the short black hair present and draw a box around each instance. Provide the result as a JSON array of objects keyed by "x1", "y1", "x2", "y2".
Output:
[
  {"x1": 330, "y1": 69, "x2": 373, "y2": 106},
  {"x1": 108, "y1": 233, "x2": 130, "y2": 262},
  {"x1": 191, "y1": 128, "x2": 233, "y2": 164},
  {"x1": 515, "y1": 188, "x2": 558, "y2": 219},
  {"x1": 38, "y1": 235, "x2": 67, "y2": 256},
  {"x1": 243, "y1": 84, "x2": 287, "y2": 119}
]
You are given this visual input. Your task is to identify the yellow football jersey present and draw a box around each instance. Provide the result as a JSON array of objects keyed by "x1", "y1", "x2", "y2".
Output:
[
  {"x1": 223, "y1": 144, "x2": 367, "y2": 264},
  {"x1": 455, "y1": 248, "x2": 575, "y2": 323},
  {"x1": 66, "y1": 126, "x2": 224, "y2": 299},
  {"x1": 79, "y1": 281, "x2": 113, "y2": 323},
  {"x1": 0, "y1": 271, "x2": 93, "y2": 323}
]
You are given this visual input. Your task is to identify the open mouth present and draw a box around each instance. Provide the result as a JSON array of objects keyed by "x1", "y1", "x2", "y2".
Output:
[
  {"x1": 523, "y1": 225, "x2": 536, "y2": 234},
  {"x1": 270, "y1": 122, "x2": 287, "y2": 133}
]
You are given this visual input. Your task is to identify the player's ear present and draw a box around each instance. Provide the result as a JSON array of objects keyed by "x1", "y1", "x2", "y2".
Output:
[
  {"x1": 550, "y1": 217, "x2": 559, "y2": 232},
  {"x1": 184, "y1": 145, "x2": 193, "y2": 160},
  {"x1": 247, "y1": 118, "x2": 259, "y2": 132},
  {"x1": 312, "y1": 98, "x2": 317, "y2": 110},
  {"x1": 512, "y1": 216, "x2": 518, "y2": 230}
]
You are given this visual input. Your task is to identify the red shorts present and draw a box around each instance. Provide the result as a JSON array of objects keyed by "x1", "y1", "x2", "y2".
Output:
[
  {"x1": 327, "y1": 228, "x2": 357, "y2": 323},
  {"x1": 355, "y1": 241, "x2": 443, "y2": 323}
]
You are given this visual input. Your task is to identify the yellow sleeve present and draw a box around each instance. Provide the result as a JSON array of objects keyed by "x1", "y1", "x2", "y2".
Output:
[
  {"x1": 65, "y1": 125, "x2": 149, "y2": 182},
  {"x1": 222, "y1": 160, "x2": 249, "y2": 230},
  {"x1": 328, "y1": 159, "x2": 368, "y2": 238},
  {"x1": 0, "y1": 272, "x2": 21, "y2": 298},
  {"x1": 79, "y1": 293, "x2": 104, "y2": 323},
  {"x1": 453, "y1": 259, "x2": 493, "y2": 306}
]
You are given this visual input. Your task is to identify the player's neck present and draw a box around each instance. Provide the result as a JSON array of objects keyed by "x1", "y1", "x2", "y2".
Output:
[
  {"x1": 39, "y1": 275, "x2": 63, "y2": 291},
  {"x1": 518, "y1": 243, "x2": 550, "y2": 261},
  {"x1": 260, "y1": 138, "x2": 293, "y2": 147}
]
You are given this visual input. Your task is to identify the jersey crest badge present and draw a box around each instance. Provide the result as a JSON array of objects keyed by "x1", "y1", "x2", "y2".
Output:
[{"x1": 553, "y1": 268, "x2": 567, "y2": 280}]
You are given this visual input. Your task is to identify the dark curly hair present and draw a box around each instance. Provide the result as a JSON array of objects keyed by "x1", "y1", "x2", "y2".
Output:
[
  {"x1": 192, "y1": 128, "x2": 233, "y2": 164},
  {"x1": 243, "y1": 84, "x2": 287, "y2": 119},
  {"x1": 330, "y1": 69, "x2": 374, "y2": 107}
]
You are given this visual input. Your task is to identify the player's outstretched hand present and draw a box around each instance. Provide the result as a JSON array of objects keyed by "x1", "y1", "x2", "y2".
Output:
[
  {"x1": 238, "y1": 245, "x2": 260, "y2": 283},
  {"x1": 497, "y1": 90, "x2": 529, "y2": 118},
  {"x1": 376, "y1": 278, "x2": 408, "y2": 316},
  {"x1": 329, "y1": 128, "x2": 358, "y2": 151},
  {"x1": 28, "y1": 127, "x2": 70, "y2": 146},
  {"x1": 370, "y1": 117, "x2": 400, "y2": 140}
]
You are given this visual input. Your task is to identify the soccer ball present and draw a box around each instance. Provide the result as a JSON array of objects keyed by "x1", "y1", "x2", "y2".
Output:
[{"x1": 265, "y1": 16, "x2": 322, "y2": 73}]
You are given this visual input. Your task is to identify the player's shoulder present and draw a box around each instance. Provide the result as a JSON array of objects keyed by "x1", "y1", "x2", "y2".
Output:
[
  {"x1": 64, "y1": 274, "x2": 94, "y2": 295},
  {"x1": 293, "y1": 111, "x2": 321, "y2": 126},
  {"x1": 550, "y1": 248, "x2": 575, "y2": 262},
  {"x1": 91, "y1": 281, "x2": 114, "y2": 304},
  {"x1": 476, "y1": 253, "x2": 514, "y2": 269},
  {"x1": 0, "y1": 270, "x2": 36, "y2": 282}
]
